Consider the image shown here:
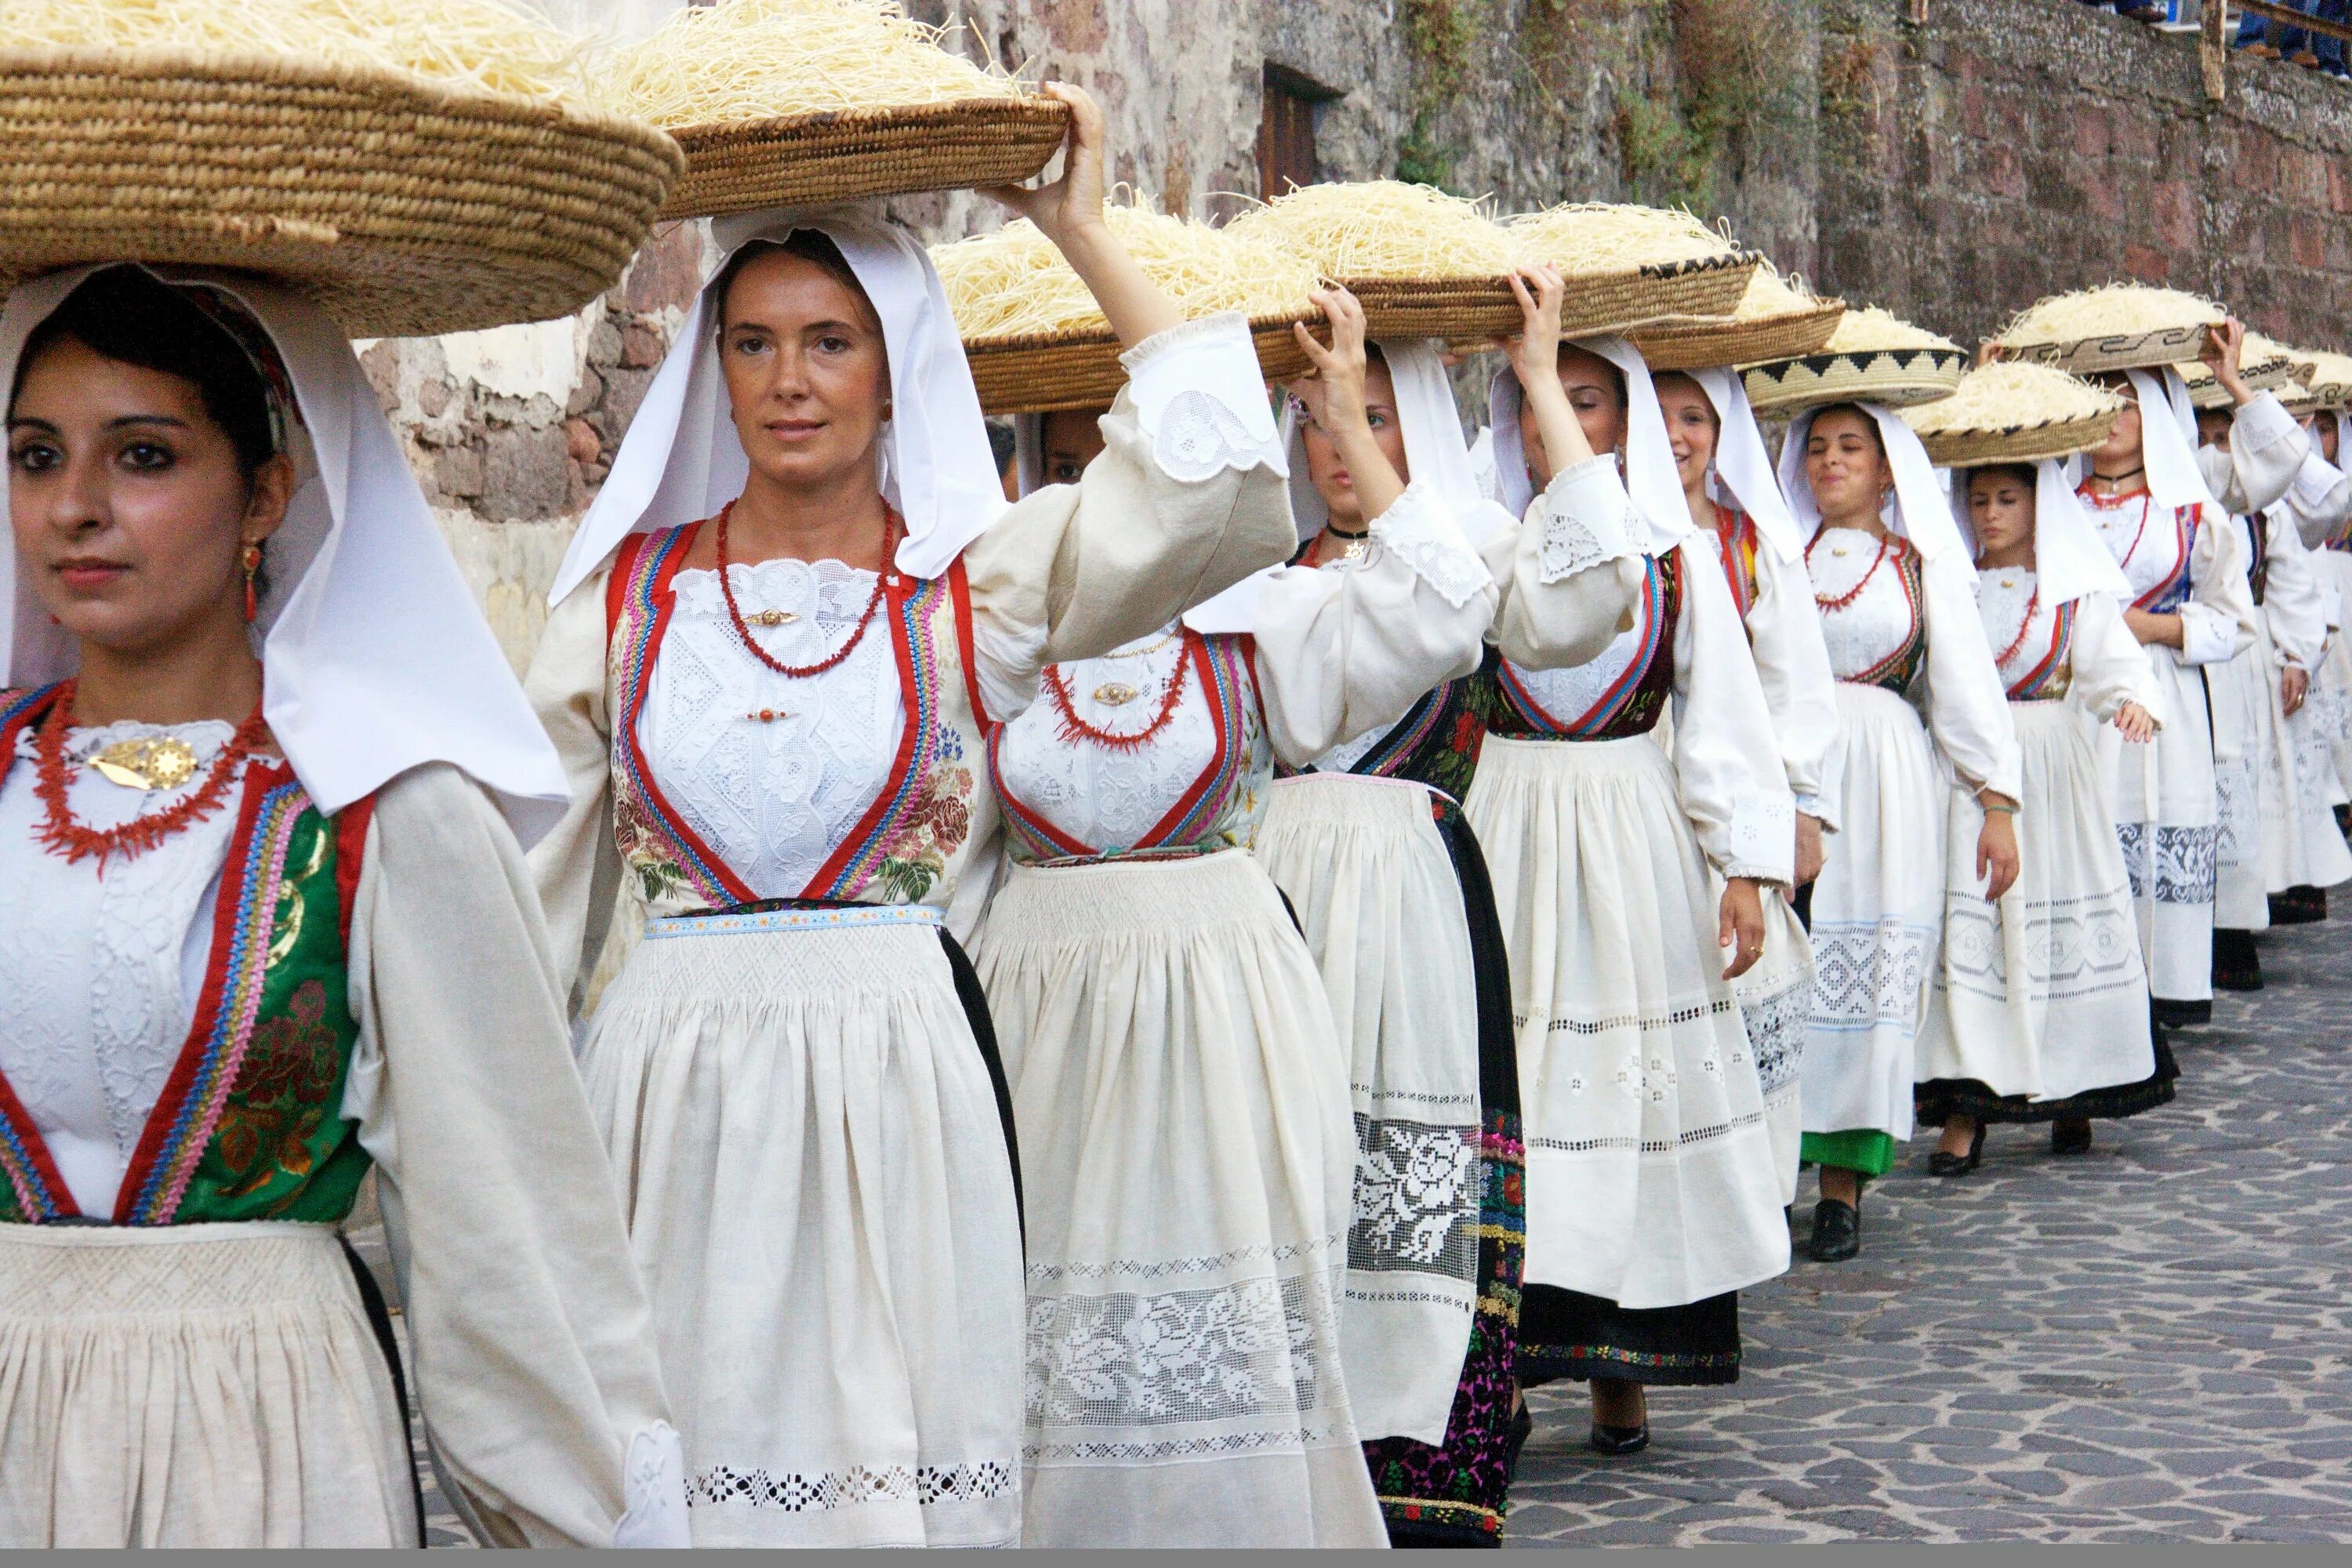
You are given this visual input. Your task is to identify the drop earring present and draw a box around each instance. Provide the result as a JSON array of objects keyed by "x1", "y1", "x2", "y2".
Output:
[{"x1": 241, "y1": 543, "x2": 263, "y2": 623}]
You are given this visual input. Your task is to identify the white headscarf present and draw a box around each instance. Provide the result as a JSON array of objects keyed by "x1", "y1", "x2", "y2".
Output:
[
  {"x1": 548, "y1": 207, "x2": 1006, "y2": 608},
  {"x1": 1946, "y1": 458, "x2": 2132, "y2": 604},
  {"x1": 1777, "y1": 401, "x2": 1966, "y2": 563},
  {"x1": 2122, "y1": 367, "x2": 2219, "y2": 516},
  {"x1": 1688, "y1": 367, "x2": 1804, "y2": 563},
  {"x1": 1181, "y1": 337, "x2": 1495, "y2": 633},
  {"x1": 1484, "y1": 335, "x2": 1689, "y2": 553},
  {"x1": 0, "y1": 265, "x2": 568, "y2": 840}
]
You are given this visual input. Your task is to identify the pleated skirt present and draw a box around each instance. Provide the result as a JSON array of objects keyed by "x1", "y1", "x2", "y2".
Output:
[
  {"x1": 972, "y1": 848, "x2": 1385, "y2": 1549},
  {"x1": 1731, "y1": 887, "x2": 1813, "y2": 1207},
  {"x1": 580, "y1": 905, "x2": 1025, "y2": 1548},
  {"x1": 0, "y1": 1221, "x2": 414, "y2": 1548},
  {"x1": 1802, "y1": 682, "x2": 1944, "y2": 1143},
  {"x1": 2097, "y1": 648, "x2": 2218, "y2": 1006},
  {"x1": 1464, "y1": 732, "x2": 1786, "y2": 1313},
  {"x1": 1916, "y1": 701, "x2": 2158, "y2": 1108}
]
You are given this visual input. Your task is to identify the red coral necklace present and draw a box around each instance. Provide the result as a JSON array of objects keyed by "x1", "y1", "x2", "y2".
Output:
[
  {"x1": 33, "y1": 679, "x2": 270, "y2": 868},
  {"x1": 714, "y1": 499, "x2": 898, "y2": 679},
  {"x1": 1992, "y1": 583, "x2": 2042, "y2": 669},
  {"x1": 1808, "y1": 528, "x2": 1894, "y2": 614},
  {"x1": 1044, "y1": 634, "x2": 1196, "y2": 751}
]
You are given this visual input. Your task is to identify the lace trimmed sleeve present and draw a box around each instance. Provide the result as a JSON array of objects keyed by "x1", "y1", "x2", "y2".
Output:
[
  {"x1": 1483, "y1": 456, "x2": 1648, "y2": 671},
  {"x1": 1370, "y1": 478, "x2": 1494, "y2": 609},
  {"x1": 1120, "y1": 312, "x2": 1286, "y2": 483}
]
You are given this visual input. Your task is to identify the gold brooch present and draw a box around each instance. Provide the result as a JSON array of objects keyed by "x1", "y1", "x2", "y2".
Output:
[
  {"x1": 1093, "y1": 682, "x2": 1140, "y2": 706},
  {"x1": 90, "y1": 735, "x2": 200, "y2": 791},
  {"x1": 742, "y1": 608, "x2": 799, "y2": 627}
]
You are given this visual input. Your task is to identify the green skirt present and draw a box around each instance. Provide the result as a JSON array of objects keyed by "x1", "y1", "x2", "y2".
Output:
[{"x1": 1800, "y1": 1128, "x2": 1897, "y2": 1178}]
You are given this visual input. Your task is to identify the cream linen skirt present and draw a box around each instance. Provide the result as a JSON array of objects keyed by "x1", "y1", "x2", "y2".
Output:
[
  {"x1": 973, "y1": 848, "x2": 1385, "y2": 1549},
  {"x1": 581, "y1": 904, "x2": 1025, "y2": 1548},
  {"x1": 2098, "y1": 647, "x2": 2219, "y2": 1005},
  {"x1": 1730, "y1": 886, "x2": 1813, "y2": 1207},
  {"x1": 1255, "y1": 772, "x2": 1480, "y2": 1449},
  {"x1": 1917, "y1": 701, "x2": 2154, "y2": 1102},
  {"x1": 0, "y1": 1221, "x2": 413, "y2": 1548},
  {"x1": 1802, "y1": 683, "x2": 1945, "y2": 1142},
  {"x1": 1465, "y1": 732, "x2": 1787, "y2": 1311}
]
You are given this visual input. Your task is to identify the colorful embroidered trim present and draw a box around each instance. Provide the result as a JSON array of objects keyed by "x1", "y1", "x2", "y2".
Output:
[
  {"x1": 2125, "y1": 503, "x2": 2195, "y2": 614},
  {"x1": 1344, "y1": 681, "x2": 1451, "y2": 780},
  {"x1": 2005, "y1": 598, "x2": 2075, "y2": 702},
  {"x1": 648, "y1": 903, "x2": 944, "y2": 938},
  {"x1": 120, "y1": 771, "x2": 309, "y2": 1225},
  {"x1": 1495, "y1": 552, "x2": 1669, "y2": 736},
  {"x1": 810, "y1": 574, "x2": 952, "y2": 898},
  {"x1": 1841, "y1": 539, "x2": 1927, "y2": 692},
  {"x1": 1715, "y1": 507, "x2": 1759, "y2": 619}
]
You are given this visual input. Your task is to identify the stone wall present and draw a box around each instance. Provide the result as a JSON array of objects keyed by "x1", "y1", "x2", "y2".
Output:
[{"x1": 389, "y1": 1, "x2": 2352, "y2": 660}]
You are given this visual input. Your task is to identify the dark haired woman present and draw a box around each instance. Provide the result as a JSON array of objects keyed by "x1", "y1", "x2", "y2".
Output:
[
  {"x1": 1915, "y1": 460, "x2": 2172, "y2": 1166},
  {"x1": 1475, "y1": 315, "x2": 1795, "y2": 1454},
  {"x1": 528, "y1": 87, "x2": 1296, "y2": 1548},
  {"x1": 0, "y1": 266, "x2": 683, "y2": 1546},
  {"x1": 1776, "y1": 403, "x2": 2019, "y2": 1260}
]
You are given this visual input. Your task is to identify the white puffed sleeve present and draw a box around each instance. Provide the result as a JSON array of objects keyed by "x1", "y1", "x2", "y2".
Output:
[
  {"x1": 1916, "y1": 548, "x2": 2024, "y2": 799},
  {"x1": 1253, "y1": 478, "x2": 1498, "y2": 768},
  {"x1": 2198, "y1": 392, "x2": 2310, "y2": 518},
  {"x1": 1744, "y1": 542, "x2": 1843, "y2": 832},
  {"x1": 521, "y1": 571, "x2": 626, "y2": 1018},
  {"x1": 2066, "y1": 591, "x2": 2167, "y2": 726},
  {"x1": 2278, "y1": 447, "x2": 2352, "y2": 551},
  {"x1": 960, "y1": 314, "x2": 1294, "y2": 724},
  {"x1": 344, "y1": 764, "x2": 687, "y2": 1548},
  {"x1": 1479, "y1": 454, "x2": 1648, "y2": 670},
  {"x1": 2259, "y1": 506, "x2": 2332, "y2": 671},
  {"x1": 1670, "y1": 539, "x2": 1796, "y2": 884},
  {"x1": 2180, "y1": 510, "x2": 2259, "y2": 668}
]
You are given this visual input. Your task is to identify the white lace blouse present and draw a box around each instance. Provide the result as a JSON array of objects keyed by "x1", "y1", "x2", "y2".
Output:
[{"x1": 1976, "y1": 569, "x2": 2163, "y2": 721}]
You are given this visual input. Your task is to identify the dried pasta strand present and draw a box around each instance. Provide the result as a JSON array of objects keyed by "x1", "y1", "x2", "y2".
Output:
[
  {"x1": 1225, "y1": 181, "x2": 1517, "y2": 280},
  {"x1": 1904, "y1": 361, "x2": 2123, "y2": 438},
  {"x1": 1504, "y1": 201, "x2": 1742, "y2": 272},
  {"x1": 1994, "y1": 284, "x2": 2225, "y2": 347},
  {"x1": 1821, "y1": 305, "x2": 1959, "y2": 356}
]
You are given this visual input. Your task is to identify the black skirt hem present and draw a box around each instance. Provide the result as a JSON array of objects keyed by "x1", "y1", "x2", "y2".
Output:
[
  {"x1": 1915, "y1": 1033, "x2": 2180, "y2": 1127},
  {"x1": 1515, "y1": 1284, "x2": 1740, "y2": 1389}
]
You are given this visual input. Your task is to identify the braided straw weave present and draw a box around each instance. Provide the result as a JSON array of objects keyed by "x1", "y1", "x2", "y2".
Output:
[
  {"x1": 1632, "y1": 297, "x2": 1844, "y2": 372},
  {"x1": 1901, "y1": 361, "x2": 2124, "y2": 466},
  {"x1": 1989, "y1": 285, "x2": 2226, "y2": 376},
  {"x1": 0, "y1": 45, "x2": 682, "y2": 339},
  {"x1": 659, "y1": 96, "x2": 1069, "y2": 220},
  {"x1": 1346, "y1": 251, "x2": 1760, "y2": 346},
  {"x1": 964, "y1": 316, "x2": 1313, "y2": 416}
]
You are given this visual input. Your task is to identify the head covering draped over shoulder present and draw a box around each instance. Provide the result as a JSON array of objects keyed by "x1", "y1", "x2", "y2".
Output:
[
  {"x1": 1484, "y1": 335, "x2": 1690, "y2": 554},
  {"x1": 1688, "y1": 368, "x2": 1805, "y2": 563},
  {"x1": 0, "y1": 265, "x2": 568, "y2": 840},
  {"x1": 1776, "y1": 401, "x2": 1966, "y2": 564},
  {"x1": 547, "y1": 207, "x2": 1007, "y2": 608},
  {"x1": 2122, "y1": 366, "x2": 2223, "y2": 517},
  {"x1": 1181, "y1": 337, "x2": 1497, "y2": 634},
  {"x1": 1946, "y1": 459, "x2": 2132, "y2": 605}
]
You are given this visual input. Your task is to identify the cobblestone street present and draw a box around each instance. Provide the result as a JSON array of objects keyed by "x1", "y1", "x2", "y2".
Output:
[{"x1": 1506, "y1": 916, "x2": 2352, "y2": 1546}]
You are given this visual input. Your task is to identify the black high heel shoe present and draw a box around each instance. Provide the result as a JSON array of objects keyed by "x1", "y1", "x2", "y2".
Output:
[
  {"x1": 1807, "y1": 1197, "x2": 1861, "y2": 1261},
  {"x1": 1588, "y1": 1421, "x2": 1651, "y2": 1455},
  {"x1": 2051, "y1": 1117, "x2": 2093, "y2": 1157},
  {"x1": 1928, "y1": 1121, "x2": 1987, "y2": 1178}
]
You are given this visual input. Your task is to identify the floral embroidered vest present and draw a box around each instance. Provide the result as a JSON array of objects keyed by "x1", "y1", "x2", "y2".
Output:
[
  {"x1": 0, "y1": 684, "x2": 373, "y2": 1227},
  {"x1": 604, "y1": 522, "x2": 994, "y2": 916},
  {"x1": 1287, "y1": 670, "x2": 1490, "y2": 804},
  {"x1": 1485, "y1": 549, "x2": 1682, "y2": 742}
]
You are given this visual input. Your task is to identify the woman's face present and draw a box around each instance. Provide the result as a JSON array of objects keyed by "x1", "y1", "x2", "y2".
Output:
[
  {"x1": 2319, "y1": 415, "x2": 2340, "y2": 466},
  {"x1": 1300, "y1": 355, "x2": 1409, "y2": 522},
  {"x1": 1515, "y1": 346, "x2": 1627, "y2": 488},
  {"x1": 9, "y1": 337, "x2": 288, "y2": 658},
  {"x1": 1653, "y1": 373, "x2": 1720, "y2": 494},
  {"x1": 2089, "y1": 378, "x2": 2143, "y2": 470},
  {"x1": 1038, "y1": 408, "x2": 1107, "y2": 488},
  {"x1": 1803, "y1": 407, "x2": 1893, "y2": 523},
  {"x1": 1967, "y1": 467, "x2": 2037, "y2": 561},
  {"x1": 720, "y1": 249, "x2": 890, "y2": 494}
]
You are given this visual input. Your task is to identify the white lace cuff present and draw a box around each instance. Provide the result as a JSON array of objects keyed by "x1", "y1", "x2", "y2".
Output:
[
  {"x1": 1370, "y1": 480, "x2": 1494, "y2": 610},
  {"x1": 1722, "y1": 791, "x2": 1796, "y2": 883},
  {"x1": 1534, "y1": 456, "x2": 1641, "y2": 585},
  {"x1": 2178, "y1": 601, "x2": 2241, "y2": 666},
  {"x1": 1122, "y1": 312, "x2": 1284, "y2": 483},
  {"x1": 2233, "y1": 390, "x2": 2303, "y2": 459},
  {"x1": 612, "y1": 1421, "x2": 689, "y2": 1548}
]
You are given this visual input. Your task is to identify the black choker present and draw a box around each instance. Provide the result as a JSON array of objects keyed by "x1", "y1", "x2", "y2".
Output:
[
  {"x1": 1326, "y1": 524, "x2": 1370, "y2": 540},
  {"x1": 2090, "y1": 465, "x2": 2146, "y2": 485}
]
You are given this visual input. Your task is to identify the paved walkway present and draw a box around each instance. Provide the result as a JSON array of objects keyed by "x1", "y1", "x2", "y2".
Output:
[{"x1": 1505, "y1": 916, "x2": 2352, "y2": 1545}]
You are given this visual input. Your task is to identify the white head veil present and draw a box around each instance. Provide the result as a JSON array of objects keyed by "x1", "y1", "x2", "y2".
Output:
[
  {"x1": 2122, "y1": 367, "x2": 2220, "y2": 516},
  {"x1": 548, "y1": 207, "x2": 1006, "y2": 608},
  {"x1": 0, "y1": 265, "x2": 568, "y2": 840},
  {"x1": 1776, "y1": 401, "x2": 1966, "y2": 563},
  {"x1": 1946, "y1": 458, "x2": 2131, "y2": 604},
  {"x1": 1686, "y1": 367, "x2": 1804, "y2": 562},
  {"x1": 1484, "y1": 335, "x2": 1689, "y2": 553}
]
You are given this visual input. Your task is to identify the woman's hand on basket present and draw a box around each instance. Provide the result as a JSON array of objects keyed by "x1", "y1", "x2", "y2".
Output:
[{"x1": 1719, "y1": 877, "x2": 1766, "y2": 981}]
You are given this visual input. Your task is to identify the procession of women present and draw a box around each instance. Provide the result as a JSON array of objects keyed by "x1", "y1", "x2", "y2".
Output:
[{"x1": 2, "y1": 0, "x2": 2347, "y2": 1549}]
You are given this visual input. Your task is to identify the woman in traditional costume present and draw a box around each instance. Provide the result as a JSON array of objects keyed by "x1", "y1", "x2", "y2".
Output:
[
  {"x1": 1476, "y1": 302, "x2": 1795, "y2": 1454},
  {"x1": 1914, "y1": 457, "x2": 2175, "y2": 1164},
  {"x1": 0, "y1": 264, "x2": 685, "y2": 1548},
  {"x1": 1777, "y1": 402, "x2": 2020, "y2": 1261},
  {"x1": 1652, "y1": 368, "x2": 1840, "y2": 1207},
  {"x1": 525, "y1": 89, "x2": 1296, "y2": 1548}
]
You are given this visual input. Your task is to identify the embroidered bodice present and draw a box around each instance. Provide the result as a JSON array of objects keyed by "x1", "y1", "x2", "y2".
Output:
[
  {"x1": 642, "y1": 557, "x2": 903, "y2": 899},
  {"x1": 1811, "y1": 527, "x2": 1926, "y2": 691},
  {"x1": 1976, "y1": 568, "x2": 2074, "y2": 702},
  {"x1": 1710, "y1": 506, "x2": 1761, "y2": 619},
  {"x1": 1294, "y1": 673, "x2": 1486, "y2": 802},
  {"x1": 2080, "y1": 488, "x2": 2194, "y2": 612},
  {"x1": 1487, "y1": 550, "x2": 1681, "y2": 740},
  {"x1": 989, "y1": 628, "x2": 1266, "y2": 862}
]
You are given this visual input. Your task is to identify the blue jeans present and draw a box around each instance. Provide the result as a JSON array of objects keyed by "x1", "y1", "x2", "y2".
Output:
[{"x1": 2259, "y1": 0, "x2": 2350, "y2": 63}]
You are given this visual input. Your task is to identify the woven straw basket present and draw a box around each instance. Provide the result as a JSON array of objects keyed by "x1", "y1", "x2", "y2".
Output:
[
  {"x1": 660, "y1": 96, "x2": 1069, "y2": 220},
  {"x1": 1916, "y1": 412, "x2": 2119, "y2": 467},
  {"x1": 1744, "y1": 346, "x2": 1968, "y2": 416},
  {"x1": 1995, "y1": 322, "x2": 2215, "y2": 376},
  {"x1": 1345, "y1": 251, "x2": 1759, "y2": 346},
  {"x1": 0, "y1": 45, "x2": 683, "y2": 339},
  {"x1": 965, "y1": 314, "x2": 1313, "y2": 416},
  {"x1": 2181, "y1": 349, "x2": 2304, "y2": 409},
  {"x1": 1631, "y1": 298, "x2": 1845, "y2": 372}
]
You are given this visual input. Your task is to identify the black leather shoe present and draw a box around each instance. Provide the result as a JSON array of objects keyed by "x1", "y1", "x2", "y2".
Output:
[
  {"x1": 1927, "y1": 1121, "x2": 1987, "y2": 1178},
  {"x1": 1589, "y1": 1421, "x2": 1651, "y2": 1455},
  {"x1": 1808, "y1": 1198, "x2": 1861, "y2": 1261},
  {"x1": 2152, "y1": 996, "x2": 2212, "y2": 1030},
  {"x1": 2051, "y1": 1118, "x2": 2093, "y2": 1157}
]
